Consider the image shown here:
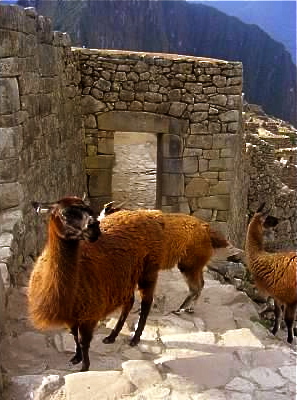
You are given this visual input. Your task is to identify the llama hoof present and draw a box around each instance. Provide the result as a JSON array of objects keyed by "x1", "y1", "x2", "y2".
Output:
[
  {"x1": 185, "y1": 307, "x2": 194, "y2": 314},
  {"x1": 102, "y1": 335, "x2": 116, "y2": 344},
  {"x1": 129, "y1": 338, "x2": 140, "y2": 347},
  {"x1": 69, "y1": 354, "x2": 82, "y2": 365},
  {"x1": 172, "y1": 309, "x2": 183, "y2": 315}
]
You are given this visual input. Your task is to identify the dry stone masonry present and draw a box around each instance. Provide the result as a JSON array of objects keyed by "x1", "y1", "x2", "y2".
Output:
[
  {"x1": 0, "y1": 4, "x2": 297, "y2": 397},
  {"x1": 77, "y1": 48, "x2": 244, "y2": 241},
  {"x1": 0, "y1": 5, "x2": 85, "y2": 389}
]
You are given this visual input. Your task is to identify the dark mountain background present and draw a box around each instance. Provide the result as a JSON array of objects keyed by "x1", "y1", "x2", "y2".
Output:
[
  {"x1": 17, "y1": 0, "x2": 297, "y2": 127},
  {"x1": 194, "y1": 1, "x2": 296, "y2": 64}
]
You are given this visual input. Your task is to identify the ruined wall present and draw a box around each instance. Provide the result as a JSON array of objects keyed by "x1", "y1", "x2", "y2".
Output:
[
  {"x1": 77, "y1": 48, "x2": 245, "y2": 242},
  {"x1": 246, "y1": 133, "x2": 297, "y2": 250},
  {"x1": 0, "y1": 5, "x2": 85, "y2": 376}
]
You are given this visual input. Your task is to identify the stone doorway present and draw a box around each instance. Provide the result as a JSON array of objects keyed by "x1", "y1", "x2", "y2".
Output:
[{"x1": 112, "y1": 132, "x2": 158, "y2": 209}]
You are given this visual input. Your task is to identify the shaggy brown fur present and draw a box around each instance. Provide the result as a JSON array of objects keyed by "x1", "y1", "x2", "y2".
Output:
[
  {"x1": 28, "y1": 197, "x2": 164, "y2": 371},
  {"x1": 245, "y1": 204, "x2": 297, "y2": 343},
  {"x1": 101, "y1": 209, "x2": 237, "y2": 313}
]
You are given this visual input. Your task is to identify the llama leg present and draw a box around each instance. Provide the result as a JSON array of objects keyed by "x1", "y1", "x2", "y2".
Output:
[
  {"x1": 271, "y1": 300, "x2": 282, "y2": 336},
  {"x1": 176, "y1": 264, "x2": 204, "y2": 313},
  {"x1": 69, "y1": 324, "x2": 82, "y2": 365},
  {"x1": 79, "y1": 321, "x2": 96, "y2": 372},
  {"x1": 130, "y1": 274, "x2": 157, "y2": 346},
  {"x1": 284, "y1": 303, "x2": 297, "y2": 344},
  {"x1": 103, "y1": 293, "x2": 135, "y2": 344}
]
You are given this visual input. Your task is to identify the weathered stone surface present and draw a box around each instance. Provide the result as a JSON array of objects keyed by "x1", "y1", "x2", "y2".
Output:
[
  {"x1": 122, "y1": 360, "x2": 162, "y2": 389},
  {"x1": 241, "y1": 367, "x2": 287, "y2": 390},
  {"x1": 81, "y1": 95, "x2": 106, "y2": 114},
  {"x1": 185, "y1": 177, "x2": 209, "y2": 197},
  {"x1": 164, "y1": 353, "x2": 242, "y2": 389},
  {"x1": 0, "y1": 182, "x2": 23, "y2": 210},
  {"x1": 65, "y1": 371, "x2": 133, "y2": 400},
  {"x1": 0, "y1": 78, "x2": 20, "y2": 114},
  {"x1": 198, "y1": 195, "x2": 229, "y2": 210}
]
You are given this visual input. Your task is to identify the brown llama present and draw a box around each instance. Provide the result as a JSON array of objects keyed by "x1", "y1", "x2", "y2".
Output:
[
  {"x1": 100, "y1": 204, "x2": 241, "y2": 314},
  {"x1": 245, "y1": 203, "x2": 297, "y2": 343},
  {"x1": 28, "y1": 196, "x2": 164, "y2": 371}
]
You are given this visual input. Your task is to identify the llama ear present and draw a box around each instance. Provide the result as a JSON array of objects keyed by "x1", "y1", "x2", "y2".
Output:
[
  {"x1": 31, "y1": 201, "x2": 52, "y2": 215},
  {"x1": 256, "y1": 203, "x2": 266, "y2": 213},
  {"x1": 82, "y1": 192, "x2": 90, "y2": 205}
]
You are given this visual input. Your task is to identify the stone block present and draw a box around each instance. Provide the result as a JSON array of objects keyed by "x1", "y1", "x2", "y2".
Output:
[
  {"x1": 65, "y1": 371, "x2": 132, "y2": 400},
  {"x1": 162, "y1": 173, "x2": 184, "y2": 196},
  {"x1": 186, "y1": 135, "x2": 212, "y2": 149},
  {"x1": 193, "y1": 208, "x2": 213, "y2": 221},
  {"x1": 198, "y1": 159, "x2": 209, "y2": 172},
  {"x1": 97, "y1": 137, "x2": 114, "y2": 154},
  {"x1": 162, "y1": 158, "x2": 183, "y2": 173},
  {"x1": 0, "y1": 182, "x2": 23, "y2": 210},
  {"x1": 210, "y1": 181, "x2": 231, "y2": 195},
  {"x1": 190, "y1": 122, "x2": 209, "y2": 134},
  {"x1": 185, "y1": 177, "x2": 209, "y2": 197},
  {"x1": 81, "y1": 95, "x2": 106, "y2": 114},
  {"x1": 122, "y1": 360, "x2": 162, "y2": 390},
  {"x1": 85, "y1": 155, "x2": 114, "y2": 169},
  {"x1": 0, "y1": 126, "x2": 22, "y2": 158},
  {"x1": 0, "y1": 57, "x2": 19, "y2": 77},
  {"x1": 0, "y1": 159, "x2": 18, "y2": 182},
  {"x1": 169, "y1": 102, "x2": 187, "y2": 117},
  {"x1": 209, "y1": 94, "x2": 227, "y2": 107},
  {"x1": 203, "y1": 149, "x2": 220, "y2": 160},
  {"x1": 97, "y1": 111, "x2": 187, "y2": 135},
  {"x1": 88, "y1": 170, "x2": 112, "y2": 197},
  {"x1": 219, "y1": 110, "x2": 239, "y2": 122},
  {"x1": 84, "y1": 114, "x2": 97, "y2": 129},
  {"x1": 162, "y1": 134, "x2": 183, "y2": 157},
  {"x1": 0, "y1": 29, "x2": 20, "y2": 58},
  {"x1": 182, "y1": 157, "x2": 198, "y2": 174},
  {"x1": 209, "y1": 158, "x2": 234, "y2": 171},
  {"x1": 190, "y1": 112, "x2": 208, "y2": 123},
  {"x1": 0, "y1": 78, "x2": 20, "y2": 114},
  {"x1": 198, "y1": 195, "x2": 230, "y2": 210}
]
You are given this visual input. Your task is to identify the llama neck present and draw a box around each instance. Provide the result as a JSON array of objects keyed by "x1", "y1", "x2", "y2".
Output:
[
  {"x1": 245, "y1": 217, "x2": 264, "y2": 260},
  {"x1": 44, "y1": 224, "x2": 81, "y2": 297}
]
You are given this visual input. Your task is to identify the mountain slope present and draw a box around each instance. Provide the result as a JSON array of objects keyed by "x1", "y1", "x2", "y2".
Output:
[
  {"x1": 25, "y1": 0, "x2": 297, "y2": 126},
  {"x1": 194, "y1": 0, "x2": 296, "y2": 64}
]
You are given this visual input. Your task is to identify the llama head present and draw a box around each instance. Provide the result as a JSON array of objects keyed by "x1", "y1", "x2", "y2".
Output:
[
  {"x1": 32, "y1": 196, "x2": 101, "y2": 242},
  {"x1": 251, "y1": 202, "x2": 279, "y2": 242}
]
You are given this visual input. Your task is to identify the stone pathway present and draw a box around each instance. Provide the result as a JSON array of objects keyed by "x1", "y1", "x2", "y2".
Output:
[{"x1": 1, "y1": 269, "x2": 296, "y2": 400}]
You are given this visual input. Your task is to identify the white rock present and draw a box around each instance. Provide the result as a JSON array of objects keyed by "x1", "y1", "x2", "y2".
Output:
[
  {"x1": 218, "y1": 328, "x2": 264, "y2": 348},
  {"x1": 241, "y1": 367, "x2": 286, "y2": 390},
  {"x1": 225, "y1": 376, "x2": 255, "y2": 392},
  {"x1": 191, "y1": 388, "x2": 226, "y2": 400},
  {"x1": 160, "y1": 331, "x2": 216, "y2": 349},
  {"x1": 65, "y1": 371, "x2": 132, "y2": 400},
  {"x1": 278, "y1": 365, "x2": 296, "y2": 383},
  {"x1": 122, "y1": 360, "x2": 163, "y2": 390}
]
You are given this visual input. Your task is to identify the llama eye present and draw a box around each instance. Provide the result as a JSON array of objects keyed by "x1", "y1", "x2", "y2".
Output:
[{"x1": 62, "y1": 208, "x2": 82, "y2": 220}]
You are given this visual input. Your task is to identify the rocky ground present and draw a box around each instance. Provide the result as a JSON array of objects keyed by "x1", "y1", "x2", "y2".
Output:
[{"x1": 1, "y1": 268, "x2": 296, "y2": 400}]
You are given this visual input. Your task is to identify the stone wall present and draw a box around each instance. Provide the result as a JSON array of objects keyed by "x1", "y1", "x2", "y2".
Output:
[
  {"x1": 245, "y1": 133, "x2": 297, "y2": 250},
  {"x1": 77, "y1": 48, "x2": 244, "y2": 242},
  {"x1": 0, "y1": 5, "x2": 85, "y2": 386}
]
